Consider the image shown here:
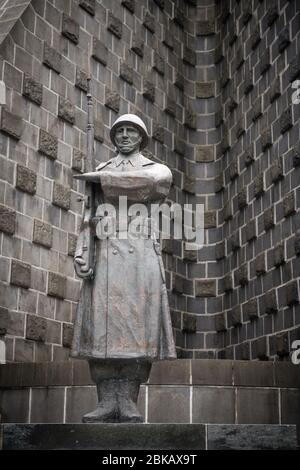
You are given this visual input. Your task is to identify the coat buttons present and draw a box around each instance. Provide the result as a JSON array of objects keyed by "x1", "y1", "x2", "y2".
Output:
[
  {"x1": 112, "y1": 249, "x2": 118, "y2": 255},
  {"x1": 129, "y1": 247, "x2": 134, "y2": 253}
]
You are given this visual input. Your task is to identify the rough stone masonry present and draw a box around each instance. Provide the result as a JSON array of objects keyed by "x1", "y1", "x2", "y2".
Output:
[{"x1": 0, "y1": 0, "x2": 299, "y2": 362}]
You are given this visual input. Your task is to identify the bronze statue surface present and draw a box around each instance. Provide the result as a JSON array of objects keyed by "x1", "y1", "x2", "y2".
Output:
[{"x1": 71, "y1": 114, "x2": 176, "y2": 423}]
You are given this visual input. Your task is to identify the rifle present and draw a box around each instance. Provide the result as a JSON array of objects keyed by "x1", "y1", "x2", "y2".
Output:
[{"x1": 74, "y1": 58, "x2": 95, "y2": 279}]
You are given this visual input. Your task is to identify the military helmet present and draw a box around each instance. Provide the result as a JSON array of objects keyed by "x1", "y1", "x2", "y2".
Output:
[{"x1": 110, "y1": 114, "x2": 149, "y2": 150}]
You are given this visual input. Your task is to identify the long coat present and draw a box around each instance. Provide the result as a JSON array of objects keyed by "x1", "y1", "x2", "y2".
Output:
[{"x1": 71, "y1": 153, "x2": 176, "y2": 361}]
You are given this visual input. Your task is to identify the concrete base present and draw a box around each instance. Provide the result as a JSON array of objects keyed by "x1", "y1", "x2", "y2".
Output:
[{"x1": 0, "y1": 424, "x2": 297, "y2": 450}]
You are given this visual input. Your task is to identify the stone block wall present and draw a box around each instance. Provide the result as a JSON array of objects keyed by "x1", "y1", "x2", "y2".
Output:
[
  {"x1": 0, "y1": 0, "x2": 299, "y2": 363},
  {"x1": 213, "y1": 0, "x2": 300, "y2": 360},
  {"x1": 0, "y1": 360, "x2": 299, "y2": 426},
  {"x1": 0, "y1": 0, "x2": 206, "y2": 362}
]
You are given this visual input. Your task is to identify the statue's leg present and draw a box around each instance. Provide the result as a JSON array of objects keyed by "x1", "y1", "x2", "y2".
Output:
[
  {"x1": 117, "y1": 360, "x2": 152, "y2": 423},
  {"x1": 82, "y1": 359, "x2": 152, "y2": 423},
  {"x1": 82, "y1": 360, "x2": 119, "y2": 423}
]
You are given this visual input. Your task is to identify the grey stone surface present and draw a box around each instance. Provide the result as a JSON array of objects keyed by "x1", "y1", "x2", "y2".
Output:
[
  {"x1": 33, "y1": 219, "x2": 52, "y2": 248},
  {"x1": 26, "y1": 315, "x2": 47, "y2": 342},
  {"x1": 215, "y1": 313, "x2": 226, "y2": 332},
  {"x1": 0, "y1": 204, "x2": 16, "y2": 235},
  {"x1": 105, "y1": 89, "x2": 120, "y2": 112},
  {"x1": 75, "y1": 68, "x2": 88, "y2": 92},
  {"x1": 153, "y1": 0, "x2": 164, "y2": 9},
  {"x1": 238, "y1": 189, "x2": 247, "y2": 209},
  {"x1": 0, "y1": 108, "x2": 23, "y2": 139},
  {"x1": 94, "y1": 119, "x2": 104, "y2": 142},
  {"x1": 237, "y1": 388, "x2": 279, "y2": 424},
  {"x1": 286, "y1": 281, "x2": 299, "y2": 306},
  {"x1": 119, "y1": 62, "x2": 133, "y2": 85},
  {"x1": 22, "y1": 74, "x2": 43, "y2": 105},
  {"x1": 47, "y1": 272, "x2": 66, "y2": 299},
  {"x1": 195, "y1": 280, "x2": 216, "y2": 298},
  {"x1": 79, "y1": 0, "x2": 95, "y2": 15},
  {"x1": 234, "y1": 264, "x2": 248, "y2": 286},
  {"x1": 52, "y1": 182, "x2": 71, "y2": 210},
  {"x1": 183, "y1": 46, "x2": 196, "y2": 67},
  {"x1": 63, "y1": 323, "x2": 74, "y2": 348},
  {"x1": 196, "y1": 145, "x2": 214, "y2": 162},
  {"x1": 288, "y1": 53, "x2": 300, "y2": 82},
  {"x1": 193, "y1": 387, "x2": 235, "y2": 423},
  {"x1": 265, "y1": 289, "x2": 278, "y2": 314},
  {"x1": 43, "y1": 42, "x2": 61, "y2": 73},
  {"x1": 192, "y1": 359, "x2": 233, "y2": 385},
  {"x1": 228, "y1": 306, "x2": 242, "y2": 327},
  {"x1": 58, "y1": 97, "x2": 75, "y2": 125},
  {"x1": 107, "y1": 11, "x2": 122, "y2": 39},
  {"x1": 143, "y1": 80, "x2": 155, "y2": 102},
  {"x1": 264, "y1": 207, "x2": 275, "y2": 231},
  {"x1": 251, "y1": 26, "x2": 261, "y2": 50},
  {"x1": 92, "y1": 38, "x2": 108, "y2": 66},
  {"x1": 149, "y1": 360, "x2": 190, "y2": 385},
  {"x1": 143, "y1": 11, "x2": 155, "y2": 33},
  {"x1": 184, "y1": 107, "x2": 197, "y2": 130},
  {"x1": 67, "y1": 233, "x2": 77, "y2": 256},
  {"x1": 39, "y1": 129, "x2": 58, "y2": 159},
  {"x1": 152, "y1": 125, "x2": 164, "y2": 144},
  {"x1": 72, "y1": 149, "x2": 85, "y2": 172},
  {"x1": 267, "y1": 1, "x2": 278, "y2": 26},
  {"x1": 183, "y1": 175, "x2": 196, "y2": 194},
  {"x1": 62, "y1": 14, "x2": 79, "y2": 44},
  {"x1": 182, "y1": 314, "x2": 196, "y2": 333},
  {"x1": 153, "y1": 52, "x2": 164, "y2": 75},
  {"x1": 261, "y1": 128, "x2": 272, "y2": 151},
  {"x1": 10, "y1": 260, "x2": 31, "y2": 289},
  {"x1": 148, "y1": 386, "x2": 190, "y2": 423},
  {"x1": 197, "y1": 20, "x2": 215, "y2": 36},
  {"x1": 1, "y1": 423, "x2": 206, "y2": 450},
  {"x1": 242, "y1": 299, "x2": 258, "y2": 321},
  {"x1": 283, "y1": 192, "x2": 296, "y2": 217},
  {"x1": 207, "y1": 425, "x2": 297, "y2": 450},
  {"x1": 131, "y1": 34, "x2": 144, "y2": 57},
  {"x1": 233, "y1": 361, "x2": 273, "y2": 387},
  {"x1": 16, "y1": 164, "x2": 36, "y2": 195},
  {"x1": 280, "y1": 108, "x2": 293, "y2": 134},
  {"x1": 196, "y1": 82, "x2": 215, "y2": 98},
  {"x1": 121, "y1": 0, "x2": 135, "y2": 13},
  {"x1": 204, "y1": 211, "x2": 216, "y2": 228},
  {"x1": 30, "y1": 388, "x2": 65, "y2": 423},
  {"x1": 164, "y1": 96, "x2": 176, "y2": 117},
  {"x1": 254, "y1": 174, "x2": 265, "y2": 198}
]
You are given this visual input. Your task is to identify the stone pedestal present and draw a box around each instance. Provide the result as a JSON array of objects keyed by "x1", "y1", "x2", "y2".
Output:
[
  {"x1": 0, "y1": 424, "x2": 297, "y2": 450},
  {"x1": 1, "y1": 424, "x2": 205, "y2": 450}
]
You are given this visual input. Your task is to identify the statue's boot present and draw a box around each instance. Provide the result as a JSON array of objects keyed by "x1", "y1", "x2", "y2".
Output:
[
  {"x1": 82, "y1": 379, "x2": 118, "y2": 423},
  {"x1": 117, "y1": 379, "x2": 144, "y2": 423}
]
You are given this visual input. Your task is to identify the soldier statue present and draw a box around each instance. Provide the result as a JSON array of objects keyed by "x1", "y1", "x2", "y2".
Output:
[{"x1": 71, "y1": 113, "x2": 176, "y2": 423}]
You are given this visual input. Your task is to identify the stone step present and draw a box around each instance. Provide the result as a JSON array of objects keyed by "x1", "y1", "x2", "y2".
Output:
[
  {"x1": 0, "y1": 424, "x2": 297, "y2": 450},
  {"x1": 0, "y1": 360, "x2": 299, "y2": 426},
  {"x1": 1, "y1": 359, "x2": 300, "y2": 388}
]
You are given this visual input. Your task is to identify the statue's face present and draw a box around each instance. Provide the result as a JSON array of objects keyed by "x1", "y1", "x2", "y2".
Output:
[{"x1": 114, "y1": 125, "x2": 142, "y2": 154}]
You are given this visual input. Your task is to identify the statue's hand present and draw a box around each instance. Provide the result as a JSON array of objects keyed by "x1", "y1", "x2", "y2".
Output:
[{"x1": 74, "y1": 257, "x2": 94, "y2": 279}]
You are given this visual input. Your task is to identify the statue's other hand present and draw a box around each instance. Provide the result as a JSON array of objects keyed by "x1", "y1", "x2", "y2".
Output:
[{"x1": 74, "y1": 257, "x2": 94, "y2": 279}]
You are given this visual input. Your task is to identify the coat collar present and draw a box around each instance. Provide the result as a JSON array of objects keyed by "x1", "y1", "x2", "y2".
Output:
[
  {"x1": 114, "y1": 153, "x2": 139, "y2": 167},
  {"x1": 96, "y1": 153, "x2": 155, "y2": 171},
  {"x1": 114, "y1": 153, "x2": 155, "y2": 168}
]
